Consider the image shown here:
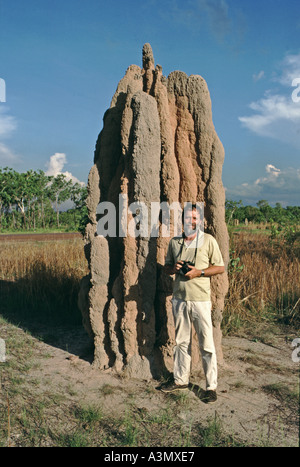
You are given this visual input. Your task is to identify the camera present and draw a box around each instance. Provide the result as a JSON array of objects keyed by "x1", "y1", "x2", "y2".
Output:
[{"x1": 179, "y1": 261, "x2": 194, "y2": 276}]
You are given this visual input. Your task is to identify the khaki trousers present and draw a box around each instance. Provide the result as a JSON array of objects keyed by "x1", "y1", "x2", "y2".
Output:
[{"x1": 171, "y1": 298, "x2": 218, "y2": 390}]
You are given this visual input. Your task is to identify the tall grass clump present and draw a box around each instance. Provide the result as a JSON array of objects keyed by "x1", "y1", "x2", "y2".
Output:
[
  {"x1": 0, "y1": 238, "x2": 89, "y2": 325},
  {"x1": 223, "y1": 230, "x2": 300, "y2": 333}
]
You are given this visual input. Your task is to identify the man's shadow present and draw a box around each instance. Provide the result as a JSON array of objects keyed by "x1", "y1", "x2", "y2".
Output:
[
  {"x1": 188, "y1": 383, "x2": 207, "y2": 402},
  {"x1": 156, "y1": 377, "x2": 208, "y2": 403}
]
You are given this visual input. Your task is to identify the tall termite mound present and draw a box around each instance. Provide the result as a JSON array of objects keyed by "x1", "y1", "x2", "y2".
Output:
[{"x1": 78, "y1": 44, "x2": 229, "y2": 380}]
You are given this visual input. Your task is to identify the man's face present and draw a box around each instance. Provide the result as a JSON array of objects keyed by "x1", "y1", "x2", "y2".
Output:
[{"x1": 183, "y1": 209, "x2": 201, "y2": 236}]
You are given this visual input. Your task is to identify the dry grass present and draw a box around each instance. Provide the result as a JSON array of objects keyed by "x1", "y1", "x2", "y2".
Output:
[
  {"x1": 0, "y1": 237, "x2": 89, "y2": 325},
  {"x1": 223, "y1": 231, "x2": 300, "y2": 333},
  {"x1": 0, "y1": 231, "x2": 299, "y2": 331},
  {"x1": 0, "y1": 237, "x2": 87, "y2": 282}
]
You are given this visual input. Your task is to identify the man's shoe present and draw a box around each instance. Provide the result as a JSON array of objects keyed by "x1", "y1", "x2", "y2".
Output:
[
  {"x1": 160, "y1": 382, "x2": 189, "y2": 393},
  {"x1": 203, "y1": 390, "x2": 217, "y2": 403}
]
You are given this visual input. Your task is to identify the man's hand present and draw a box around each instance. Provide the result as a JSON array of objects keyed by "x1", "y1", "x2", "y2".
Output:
[
  {"x1": 184, "y1": 265, "x2": 200, "y2": 280},
  {"x1": 185, "y1": 265, "x2": 225, "y2": 280},
  {"x1": 164, "y1": 261, "x2": 185, "y2": 275},
  {"x1": 164, "y1": 263, "x2": 225, "y2": 279}
]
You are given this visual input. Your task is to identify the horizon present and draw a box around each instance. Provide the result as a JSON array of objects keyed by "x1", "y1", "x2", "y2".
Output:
[{"x1": 1, "y1": 0, "x2": 299, "y2": 207}]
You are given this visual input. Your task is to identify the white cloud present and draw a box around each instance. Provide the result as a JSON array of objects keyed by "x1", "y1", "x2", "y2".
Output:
[
  {"x1": 253, "y1": 70, "x2": 265, "y2": 82},
  {"x1": 0, "y1": 107, "x2": 17, "y2": 138},
  {"x1": 265, "y1": 164, "x2": 280, "y2": 176},
  {"x1": 45, "y1": 153, "x2": 85, "y2": 186},
  {"x1": 0, "y1": 142, "x2": 21, "y2": 166},
  {"x1": 45, "y1": 153, "x2": 67, "y2": 176},
  {"x1": 274, "y1": 53, "x2": 300, "y2": 86},
  {"x1": 239, "y1": 53, "x2": 300, "y2": 147},
  {"x1": 198, "y1": 0, "x2": 231, "y2": 40},
  {"x1": 225, "y1": 164, "x2": 300, "y2": 206},
  {"x1": 0, "y1": 107, "x2": 21, "y2": 166}
]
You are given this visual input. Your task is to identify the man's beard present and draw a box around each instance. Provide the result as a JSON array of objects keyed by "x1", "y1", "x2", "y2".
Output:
[{"x1": 183, "y1": 223, "x2": 198, "y2": 237}]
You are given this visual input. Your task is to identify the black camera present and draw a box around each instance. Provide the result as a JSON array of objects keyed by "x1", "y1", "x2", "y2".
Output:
[{"x1": 179, "y1": 261, "x2": 194, "y2": 276}]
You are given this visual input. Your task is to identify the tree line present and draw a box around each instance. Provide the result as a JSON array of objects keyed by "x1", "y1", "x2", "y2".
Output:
[
  {"x1": 1, "y1": 167, "x2": 299, "y2": 233},
  {"x1": 225, "y1": 199, "x2": 300, "y2": 225},
  {"x1": 0, "y1": 167, "x2": 87, "y2": 232}
]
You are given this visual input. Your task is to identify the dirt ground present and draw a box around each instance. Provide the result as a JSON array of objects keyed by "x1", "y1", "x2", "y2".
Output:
[
  {"x1": 1, "y1": 233, "x2": 298, "y2": 447},
  {"x1": 20, "y1": 323, "x2": 299, "y2": 448}
]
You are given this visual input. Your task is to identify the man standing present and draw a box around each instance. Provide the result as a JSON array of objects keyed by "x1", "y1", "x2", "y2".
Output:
[{"x1": 162, "y1": 204, "x2": 225, "y2": 403}]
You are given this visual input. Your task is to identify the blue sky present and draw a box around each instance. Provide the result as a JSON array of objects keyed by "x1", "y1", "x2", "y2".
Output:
[{"x1": 0, "y1": 0, "x2": 300, "y2": 206}]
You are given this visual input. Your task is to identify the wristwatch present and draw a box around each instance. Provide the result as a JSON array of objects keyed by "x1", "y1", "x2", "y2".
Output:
[{"x1": 201, "y1": 270, "x2": 205, "y2": 277}]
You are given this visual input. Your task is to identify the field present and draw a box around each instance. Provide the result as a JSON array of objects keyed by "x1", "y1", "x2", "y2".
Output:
[{"x1": 0, "y1": 230, "x2": 299, "y2": 447}]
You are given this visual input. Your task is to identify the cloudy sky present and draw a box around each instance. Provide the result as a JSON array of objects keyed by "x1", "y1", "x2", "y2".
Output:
[{"x1": 0, "y1": 0, "x2": 299, "y2": 206}]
